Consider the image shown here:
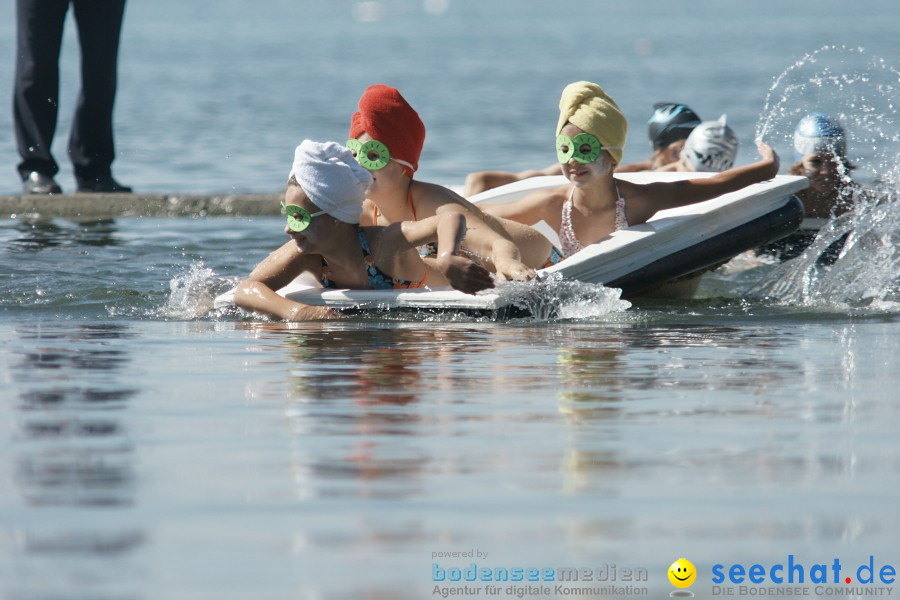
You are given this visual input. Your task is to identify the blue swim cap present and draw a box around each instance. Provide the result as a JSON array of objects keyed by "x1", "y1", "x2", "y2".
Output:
[
  {"x1": 648, "y1": 102, "x2": 702, "y2": 151},
  {"x1": 793, "y1": 113, "x2": 846, "y2": 161}
]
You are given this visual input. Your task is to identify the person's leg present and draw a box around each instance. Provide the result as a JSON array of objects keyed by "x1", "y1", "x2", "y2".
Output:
[
  {"x1": 69, "y1": 0, "x2": 129, "y2": 189},
  {"x1": 13, "y1": 0, "x2": 69, "y2": 182}
]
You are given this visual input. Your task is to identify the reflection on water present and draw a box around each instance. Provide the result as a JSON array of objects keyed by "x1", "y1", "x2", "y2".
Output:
[
  {"x1": 238, "y1": 321, "x2": 873, "y2": 519},
  {"x1": 249, "y1": 323, "x2": 496, "y2": 501},
  {"x1": 5, "y1": 218, "x2": 121, "y2": 253},
  {"x1": 0, "y1": 319, "x2": 895, "y2": 598},
  {"x1": 5, "y1": 323, "x2": 143, "y2": 599}
]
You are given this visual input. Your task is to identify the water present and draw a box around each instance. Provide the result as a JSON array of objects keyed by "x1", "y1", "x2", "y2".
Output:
[
  {"x1": 2, "y1": 1, "x2": 900, "y2": 598},
  {"x1": 2, "y1": 316, "x2": 899, "y2": 599},
  {"x1": 0, "y1": 0, "x2": 898, "y2": 193}
]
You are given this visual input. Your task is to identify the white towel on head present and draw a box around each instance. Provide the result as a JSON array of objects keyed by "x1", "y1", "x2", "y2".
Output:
[{"x1": 289, "y1": 140, "x2": 373, "y2": 224}]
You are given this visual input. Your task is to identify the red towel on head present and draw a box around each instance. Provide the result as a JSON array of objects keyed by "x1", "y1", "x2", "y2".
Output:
[{"x1": 349, "y1": 84, "x2": 426, "y2": 177}]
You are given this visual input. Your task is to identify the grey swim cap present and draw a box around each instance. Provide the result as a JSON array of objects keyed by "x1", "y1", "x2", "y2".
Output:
[{"x1": 682, "y1": 115, "x2": 739, "y2": 172}]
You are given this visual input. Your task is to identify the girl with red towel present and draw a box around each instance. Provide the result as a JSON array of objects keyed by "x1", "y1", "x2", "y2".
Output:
[{"x1": 347, "y1": 84, "x2": 557, "y2": 282}]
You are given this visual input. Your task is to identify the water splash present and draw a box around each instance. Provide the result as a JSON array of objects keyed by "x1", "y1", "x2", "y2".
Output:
[
  {"x1": 751, "y1": 186, "x2": 900, "y2": 309},
  {"x1": 756, "y1": 45, "x2": 900, "y2": 188},
  {"x1": 161, "y1": 262, "x2": 240, "y2": 320},
  {"x1": 492, "y1": 272, "x2": 631, "y2": 321},
  {"x1": 748, "y1": 46, "x2": 900, "y2": 311}
]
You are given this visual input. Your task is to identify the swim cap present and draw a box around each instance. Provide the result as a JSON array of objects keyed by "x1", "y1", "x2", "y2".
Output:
[
  {"x1": 289, "y1": 140, "x2": 373, "y2": 224},
  {"x1": 557, "y1": 81, "x2": 627, "y2": 164},
  {"x1": 648, "y1": 102, "x2": 701, "y2": 151},
  {"x1": 349, "y1": 84, "x2": 426, "y2": 177},
  {"x1": 793, "y1": 113, "x2": 846, "y2": 161},
  {"x1": 682, "y1": 115, "x2": 739, "y2": 172}
]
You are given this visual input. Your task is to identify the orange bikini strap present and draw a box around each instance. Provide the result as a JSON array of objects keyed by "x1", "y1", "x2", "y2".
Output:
[
  {"x1": 371, "y1": 185, "x2": 416, "y2": 223},
  {"x1": 411, "y1": 269, "x2": 428, "y2": 288}
]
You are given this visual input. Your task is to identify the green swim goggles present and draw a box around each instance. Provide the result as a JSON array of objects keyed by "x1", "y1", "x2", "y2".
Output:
[
  {"x1": 281, "y1": 201, "x2": 326, "y2": 233},
  {"x1": 556, "y1": 132, "x2": 603, "y2": 164},
  {"x1": 346, "y1": 138, "x2": 415, "y2": 172},
  {"x1": 346, "y1": 138, "x2": 391, "y2": 170}
]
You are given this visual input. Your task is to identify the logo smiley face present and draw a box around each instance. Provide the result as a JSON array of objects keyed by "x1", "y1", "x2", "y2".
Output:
[{"x1": 668, "y1": 558, "x2": 697, "y2": 588}]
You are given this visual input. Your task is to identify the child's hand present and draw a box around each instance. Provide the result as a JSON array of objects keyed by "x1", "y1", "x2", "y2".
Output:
[
  {"x1": 435, "y1": 254, "x2": 495, "y2": 294},
  {"x1": 756, "y1": 142, "x2": 780, "y2": 178},
  {"x1": 493, "y1": 257, "x2": 537, "y2": 282}
]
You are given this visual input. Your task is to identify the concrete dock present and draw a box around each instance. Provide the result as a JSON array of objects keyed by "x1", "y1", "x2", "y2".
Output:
[{"x1": 0, "y1": 193, "x2": 283, "y2": 219}]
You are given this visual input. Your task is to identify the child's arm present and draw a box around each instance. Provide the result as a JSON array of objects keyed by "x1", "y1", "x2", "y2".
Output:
[
  {"x1": 628, "y1": 143, "x2": 780, "y2": 224},
  {"x1": 464, "y1": 164, "x2": 561, "y2": 196},
  {"x1": 480, "y1": 188, "x2": 561, "y2": 226},
  {"x1": 430, "y1": 212, "x2": 496, "y2": 293},
  {"x1": 415, "y1": 189, "x2": 538, "y2": 282},
  {"x1": 432, "y1": 204, "x2": 538, "y2": 282},
  {"x1": 376, "y1": 213, "x2": 495, "y2": 294},
  {"x1": 234, "y1": 241, "x2": 339, "y2": 321}
]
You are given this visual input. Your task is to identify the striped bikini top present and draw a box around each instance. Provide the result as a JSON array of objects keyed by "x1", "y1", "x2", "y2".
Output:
[{"x1": 558, "y1": 185, "x2": 628, "y2": 259}]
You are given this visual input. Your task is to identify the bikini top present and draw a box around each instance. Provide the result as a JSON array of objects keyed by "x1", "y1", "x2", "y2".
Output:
[
  {"x1": 558, "y1": 184, "x2": 628, "y2": 258},
  {"x1": 321, "y1": 226, "x2": 427, "y2": 290}
]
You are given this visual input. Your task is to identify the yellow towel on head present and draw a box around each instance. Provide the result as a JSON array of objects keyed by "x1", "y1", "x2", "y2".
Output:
[{"x1": 557, "y1": 81, "x2": 628, "y2": 164}]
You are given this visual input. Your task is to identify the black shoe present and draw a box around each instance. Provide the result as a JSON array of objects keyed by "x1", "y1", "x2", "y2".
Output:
[
  {"x1": 23, "y1": 171, "x2": 63, "y2": 195},
  {"x1": 76, "y1": 173, "x2": 133, "y2": 193}
]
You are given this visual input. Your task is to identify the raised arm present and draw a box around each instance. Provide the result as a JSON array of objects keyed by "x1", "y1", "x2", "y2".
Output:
[
  {"x1": 627, "y1": 143, "x2": 781, "y2": 224},
  {"x1": 234, "y1": 241, "x2": 338, "y2": 321}
]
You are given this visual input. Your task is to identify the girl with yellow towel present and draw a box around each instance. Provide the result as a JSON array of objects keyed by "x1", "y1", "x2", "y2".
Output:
[{"x1": 484, "y1": 81, "x2": 781, "y2": 259}]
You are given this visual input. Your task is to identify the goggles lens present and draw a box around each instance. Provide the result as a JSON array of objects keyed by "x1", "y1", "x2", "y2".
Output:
[
  {"x1": 347, "y1": 138, "x2": 391, "y2": 170},
  {"x1": 556, "y1": 132, "x2": 602, "y2": 164},
  {"x1": 281, "y1": 201, "x2": 325, "y2": 232}
]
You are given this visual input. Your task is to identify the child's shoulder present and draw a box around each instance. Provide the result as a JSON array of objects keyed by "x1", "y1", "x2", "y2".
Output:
[{"x1": 413, "y1": 179, "x2": 458, "y2": 200}]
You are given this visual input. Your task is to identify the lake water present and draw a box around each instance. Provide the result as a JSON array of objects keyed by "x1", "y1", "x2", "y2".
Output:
[{"x1": 1, "y1": 1, "x2": 900, "y2": 599}]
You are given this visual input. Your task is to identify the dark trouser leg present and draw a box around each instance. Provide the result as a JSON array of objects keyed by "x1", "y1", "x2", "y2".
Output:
[
  {"x1": 13, "y1": 0, "x2": 70, "y2": 180},
  {"x1": 69, "y1": 0, "x2": 126, "y2": 180}
]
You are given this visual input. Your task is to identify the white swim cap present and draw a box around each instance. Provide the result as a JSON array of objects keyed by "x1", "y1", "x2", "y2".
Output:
[
  {"x1": 289, "y1": 140, "x2": 373, "y2": 224},
  {"x1": 682, "y1": 115, "x2": 739, "y2": 173}
]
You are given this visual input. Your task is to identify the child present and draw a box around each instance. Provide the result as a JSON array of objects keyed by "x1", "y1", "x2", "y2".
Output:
[
  {"x1": 616, "y1": 102, "x2": 703, "y2": 173},
  {"x1": 656, "y1": 115, "x2": 739, "y2": 173},
  {"x1": 482, "y1": 81, "x2": 780, "y2": 259},
  {"x1": 789, "y1": 113, "x2": 856, "y2": 218},
  {"x1": 463, "y1": 101, "x2": 702, "y2": 193},
  {"x1": 756, "y1": 113, "x2": 857, "y2": 263},
  {"x1": 347, "y1": 84, "x2": 555, "y2": 280},
  {"x1": 234, "y1": 141, "x2": 499, "y2": 321}
]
